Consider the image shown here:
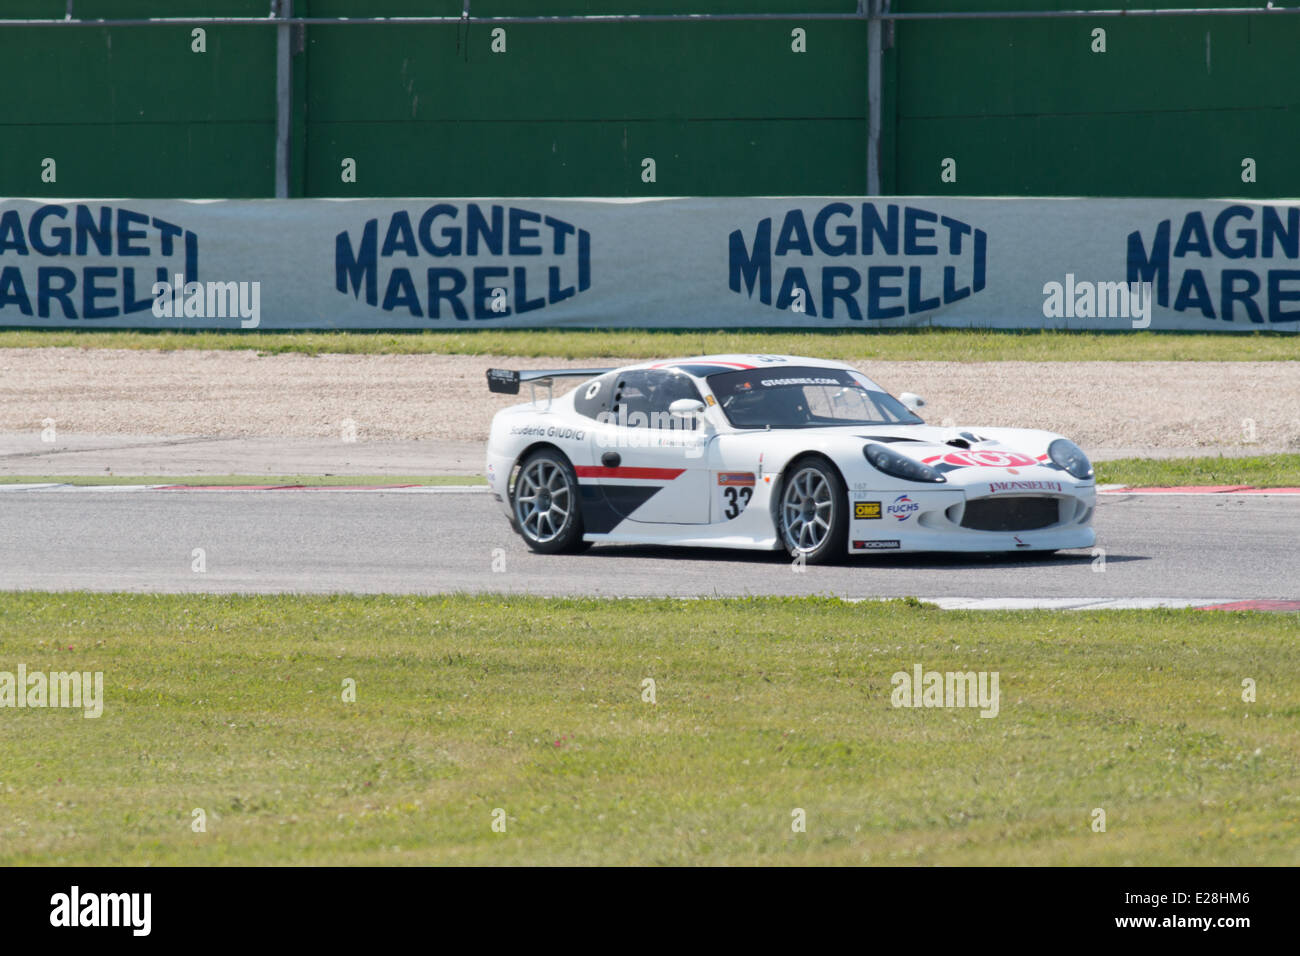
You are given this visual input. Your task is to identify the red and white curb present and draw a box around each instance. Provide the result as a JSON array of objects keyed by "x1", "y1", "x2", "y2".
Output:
[
  {"x1": 921, "y1": 597, "x2": 1300, "y2": 612},
  {"x1": 1098, "y1": 484, "x2": 1300, "y2": 495}
]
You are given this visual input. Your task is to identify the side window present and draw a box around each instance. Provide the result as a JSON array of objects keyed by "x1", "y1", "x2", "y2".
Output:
[
  {"x1": 609, "y1": 371, "x2": 654, "y2": 428},
  {"x1": 573, "y1": 372, "x2": 615, "y2": 421},
  {"x1": 611, "y1": 370, "x2": 703, "y2": 429}
]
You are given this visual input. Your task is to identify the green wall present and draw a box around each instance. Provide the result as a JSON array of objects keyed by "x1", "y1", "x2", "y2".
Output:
[
  {"x1": 891, "y1": 1, "x2": 1300, "y2": 197},
  {"x1": 1, "y1": 1, "x2": 1296, "y2": 198},
  {"x1": 1, "y1": 1, "x2": 277, "y2": 197},
  {"x1": 302, "y1": 5, "x2": 866, "y2": 197}
]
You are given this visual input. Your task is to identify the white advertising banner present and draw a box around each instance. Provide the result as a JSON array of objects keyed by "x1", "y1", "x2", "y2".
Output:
[{"x1": 1, "y1": 196, "x2": 1298, "y2": 330}]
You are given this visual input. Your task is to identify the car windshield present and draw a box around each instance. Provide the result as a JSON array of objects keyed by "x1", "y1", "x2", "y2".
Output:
[{"x1": 706, "y1": 366, "x2": 923, "y2": 429}]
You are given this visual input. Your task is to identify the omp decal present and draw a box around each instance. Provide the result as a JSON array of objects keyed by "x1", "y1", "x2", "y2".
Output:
[
  {"x1": 574, "y1": 466, "x2": 685, "y2": 481},
  {"x1": 853, "y1": 501, "x2": 882, "y2": 519},
  {"x1": 717, "y1": 472, "x2": 756, "y2": 486}
]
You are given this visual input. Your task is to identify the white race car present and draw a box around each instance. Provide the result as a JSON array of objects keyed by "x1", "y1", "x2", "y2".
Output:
[{"x1": 485, "y1": 355, "x2": 1096, "y2": 563}]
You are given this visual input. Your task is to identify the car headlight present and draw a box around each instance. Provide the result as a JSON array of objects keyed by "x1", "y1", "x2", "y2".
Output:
[
  {"x1": 1048, "y1": 438, "x2": 1094, "y2": 480},
  {"x1": 863, "y1": 443, "x2": 947, "y2": 483}
]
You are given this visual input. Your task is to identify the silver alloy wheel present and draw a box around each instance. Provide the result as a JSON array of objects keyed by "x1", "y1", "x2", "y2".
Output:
[
  {"x1": 514, "y1": 457, "x2": 574, "y2": 545},
  {"x1": 781, "y1": 466, "x2": 834, "y2": 553}
]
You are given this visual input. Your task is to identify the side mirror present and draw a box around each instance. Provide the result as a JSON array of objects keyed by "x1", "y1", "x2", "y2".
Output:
[
  {"x1": 668, "y1": 398, "x2": 710, "y2": 434},
  {"x1": 898, "y1": 392, "x2": 926, "y2": 413}
]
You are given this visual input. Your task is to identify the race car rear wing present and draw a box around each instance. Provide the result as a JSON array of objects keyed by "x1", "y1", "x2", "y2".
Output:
[{"x1": 486, "y1": 367, "x2": 613, "y2": 396}]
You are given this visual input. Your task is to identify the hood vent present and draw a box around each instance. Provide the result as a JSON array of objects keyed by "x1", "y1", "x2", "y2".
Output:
[{"x1": 946, "y1": 431, "x2": 983, "y2": 449}]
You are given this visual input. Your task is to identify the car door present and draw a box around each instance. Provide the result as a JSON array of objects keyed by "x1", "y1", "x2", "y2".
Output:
[{"x1": 586, "y1": 369, "x2": 711, "y2": 525}]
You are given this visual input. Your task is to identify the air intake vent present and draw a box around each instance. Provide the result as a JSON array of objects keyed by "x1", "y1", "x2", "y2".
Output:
[{"x1": 961, "y1": 497, "x2": 1061, "y2": 532}]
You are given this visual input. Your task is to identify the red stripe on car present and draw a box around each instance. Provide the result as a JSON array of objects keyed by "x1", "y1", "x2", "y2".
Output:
[
  {"x1": 649, "y1": 361, "x2": 756, "y2": 370},
  {"x1": 574, "y1": 466, "x2": 686, "y2": 480}
]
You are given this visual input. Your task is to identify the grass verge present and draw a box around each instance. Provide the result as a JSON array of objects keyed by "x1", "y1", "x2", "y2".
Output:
[
  {"x1": 0, "y1": 593, "x2": 1294, "y2": 866},
  {"x1": 1, "y1": 328, "x2": 1298, "y2": 361},
  {"x1": 1096, "y1": 454, "x2": 1300, "y2": 488}
]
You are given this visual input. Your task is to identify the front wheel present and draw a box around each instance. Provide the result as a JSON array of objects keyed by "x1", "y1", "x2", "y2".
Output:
[
  {"x1": 778, "y1": 456, "x2": 849, "y2": 564},
  {"x1": 512, "y1": 449, "x2": 588, "y2": 554}
]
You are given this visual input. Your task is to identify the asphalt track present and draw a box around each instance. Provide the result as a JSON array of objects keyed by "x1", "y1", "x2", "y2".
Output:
[{"x1": 1, "y1": 487, "x2": 1297, "y2": 605}]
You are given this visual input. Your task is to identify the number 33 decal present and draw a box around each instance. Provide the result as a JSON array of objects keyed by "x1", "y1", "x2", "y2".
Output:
[{"x1": 722, "y1": 485, "x2": 753, "y2": 519}]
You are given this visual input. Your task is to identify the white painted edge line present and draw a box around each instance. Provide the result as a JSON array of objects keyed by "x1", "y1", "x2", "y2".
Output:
[{"x1": 0, "y1": 486, "x2": 159, "y2": 494}]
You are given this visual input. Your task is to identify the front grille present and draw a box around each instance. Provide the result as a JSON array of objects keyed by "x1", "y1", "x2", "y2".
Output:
[{"x1": 960, "y1": 496, "x2": 1061, "y2": 532}]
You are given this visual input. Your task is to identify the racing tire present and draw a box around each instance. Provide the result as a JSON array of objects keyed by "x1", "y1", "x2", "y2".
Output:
[
  {"x1": 778, "y1": 456, "x2": 849, "y2": 565},
  {"x1": 512, "y1": 449, "x2": 588, "y2": 554}
]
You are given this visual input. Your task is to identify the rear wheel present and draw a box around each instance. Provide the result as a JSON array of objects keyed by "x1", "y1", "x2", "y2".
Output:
[
  {"x1": 778, "y1": 457, "x2": 849, "y2": 564},
  {"x1": 512, "y1": 449, "x2": 588, "y2": 554}
]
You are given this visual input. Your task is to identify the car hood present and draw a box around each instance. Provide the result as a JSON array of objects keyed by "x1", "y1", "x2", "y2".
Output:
[{"x1": 780, "y1": 424, "x2": 1092, "y2": 488}]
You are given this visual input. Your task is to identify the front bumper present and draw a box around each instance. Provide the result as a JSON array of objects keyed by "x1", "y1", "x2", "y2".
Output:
[{"x1": 846, "y1": 486, "x2": 1096, "y2": 554}]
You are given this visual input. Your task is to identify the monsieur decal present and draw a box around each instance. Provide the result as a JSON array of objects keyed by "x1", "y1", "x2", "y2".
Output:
[{"x1": 335, "y1": 203, "x2": 591, "y2": 320}]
